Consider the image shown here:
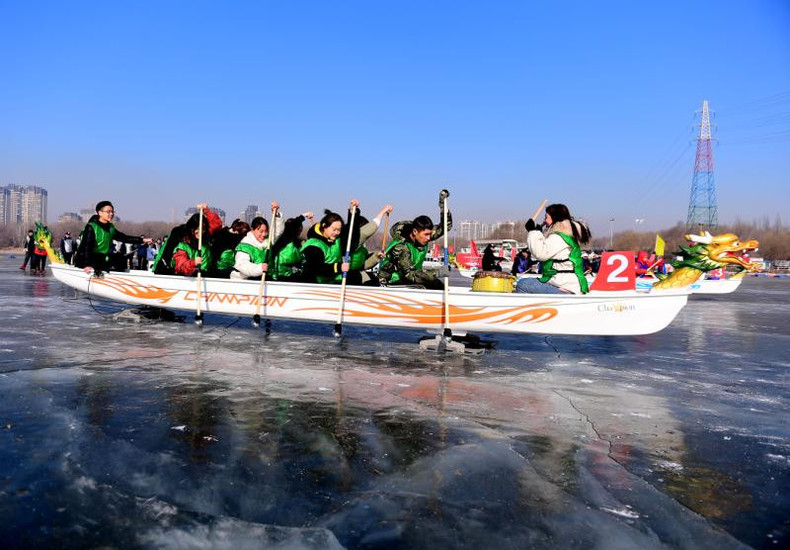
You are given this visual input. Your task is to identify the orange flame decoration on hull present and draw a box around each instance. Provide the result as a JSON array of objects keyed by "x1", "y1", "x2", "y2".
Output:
[
  {"x1": 91, "y1": 277, "x2": 178, "y2": 303},
  {"x1": 295, "y1": 288, "x2": 559, "y2": 326},
  {"x1": 85, "y1": 275, "x2": 558, "y2": 326}
]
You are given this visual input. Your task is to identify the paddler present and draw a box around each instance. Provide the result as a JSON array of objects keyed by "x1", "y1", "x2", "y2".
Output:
[
  {"x1": 301, "y1": 203, "x2": 367, "y2": 285},
  {"x1": 269, "y1": 211, "x2": 314, "y2": 281},
  {"x1": 516, "y1": 203, "x2": 591, "y2": 294},
  {"x1": 230, "y1": 202, "x2": 283, "y2": 280},
  {"x1": 152, "y1": 204, "x2": 222, "y2": 275},
  {"x1": 346, "y1": 203, "x2": 394, "y2": 273},
  {"x1": 378, "y1": 190, "x2": 451, "y2": 290},
  {"x1": 170, "y1": 205, "x2": 223, "y2": 276}
]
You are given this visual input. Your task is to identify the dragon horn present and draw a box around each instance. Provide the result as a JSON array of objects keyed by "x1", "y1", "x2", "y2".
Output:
[{"x1": 685, "y1": 232, "x2": 713, "y2": 244}]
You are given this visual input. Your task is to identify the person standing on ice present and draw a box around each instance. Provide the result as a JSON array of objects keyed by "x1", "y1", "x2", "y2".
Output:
[
  {"x1": 515, "y1": 203, "x2": 590, "y2": 294},
  {"x1": 19, "y1": 229, "x2": 34, "y2": 270},
  {"x1": 378, "y1": 190, "x2": 452, "y2": 290}
]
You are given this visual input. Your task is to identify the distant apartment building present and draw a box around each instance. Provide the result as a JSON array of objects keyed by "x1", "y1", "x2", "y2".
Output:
[
  {"x1": 494, "y1": 220, "x2": 516, "y2": 239},
  {"x1": 185, "y1": 207, "x2": 226, "y2": 224},
  {"x1": 458, "y1": 220, "x2": 482, "y2": 242},
  {"x1": 457, "y1": 219, "x2": 518, "y2": 242},
  {"x1": 457, "y1": 220, "x2": 496, "y2": 242},
  {"x1": 1, "y1": 184, "x2": 48, "y2": 225},
  {"x1": 242, "y1": 205, "x2": 260, "y2": 225},
  {"x1": 58, "y1": 212, "x2": 82, "y2": 223},
  {"x1": 79, "y1": 208, "x2": 95, "y2": 222}
]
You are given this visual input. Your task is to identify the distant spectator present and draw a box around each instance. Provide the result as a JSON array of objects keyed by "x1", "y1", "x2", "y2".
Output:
[
  {"x1": 511, "y1": 248, "x2": 534, "y2": 275},
  {"x1": 136, "y1": 236, "x2": 149, "y2": 270},
  {"x1": 59, "y1": 232, "x2": 76, "y2": 265},
  {"x1": 20, "y1": 230, "x2": 34, "y2": 270},
  {"x1": 482, "y1": 244, "x2": 506, "y2": 271}
]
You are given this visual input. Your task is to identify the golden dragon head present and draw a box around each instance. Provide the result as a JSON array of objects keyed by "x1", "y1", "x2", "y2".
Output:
[{"x1": 682, "y1": 231, "x2": 761, "y2": 272}]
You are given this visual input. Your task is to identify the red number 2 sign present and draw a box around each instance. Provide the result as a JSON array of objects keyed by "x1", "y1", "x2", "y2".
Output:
[{"x1": 590, "y1": 251, "x2": 636, "y2": 291}]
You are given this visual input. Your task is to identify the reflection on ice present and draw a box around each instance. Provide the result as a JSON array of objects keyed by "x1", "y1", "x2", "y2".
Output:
[{"x1": 0, "y1": 261, "x2": 787, "y2": 548}]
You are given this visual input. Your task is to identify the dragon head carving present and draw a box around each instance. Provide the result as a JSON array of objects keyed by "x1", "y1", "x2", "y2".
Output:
[
  {"x1": 33, "y1": 222, "x2": 64, "y2": 264},
  {"x1": 674, "y1": 231, "x2": 761, "y2": 273}
]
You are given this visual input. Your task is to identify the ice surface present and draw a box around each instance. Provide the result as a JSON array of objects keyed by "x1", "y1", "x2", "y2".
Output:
[{"x1": 0, "y1": 258, "x2": 787, "y2": 549}]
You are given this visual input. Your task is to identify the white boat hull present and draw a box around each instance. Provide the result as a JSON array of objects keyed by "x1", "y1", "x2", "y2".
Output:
[
  {"x1": 635, "y1": 275, "x2": 743, "y2": 294},
  {"x1": 51, "y1": 264, "x2": 689, "y2": 336}
]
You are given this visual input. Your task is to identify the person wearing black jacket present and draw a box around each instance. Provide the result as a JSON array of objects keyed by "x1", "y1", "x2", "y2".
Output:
[
  {"x1": 74, "y1": 201, "x2": 151, "y2": 275},
  {"x1": 19, "y1": 230, "x2": 34, "y2": 270}
]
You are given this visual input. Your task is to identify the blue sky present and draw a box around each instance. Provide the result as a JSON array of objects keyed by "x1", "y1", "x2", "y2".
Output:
[{"x1": 2, "y1": 1, "x2": 788, "y2": 233}]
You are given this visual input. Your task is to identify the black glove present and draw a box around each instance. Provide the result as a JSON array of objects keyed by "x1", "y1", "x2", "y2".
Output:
[
  {"x1": 438, "y1": 189, "x2": 450, "y2": 208},
  {"x1": 525, "y1": 218, "x2": 537, "y2": 232}
]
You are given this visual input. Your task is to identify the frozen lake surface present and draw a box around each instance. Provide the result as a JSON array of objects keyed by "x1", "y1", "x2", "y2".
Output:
[{"x1": 1, "y1": 257, "x2": 788, "y2": 549}]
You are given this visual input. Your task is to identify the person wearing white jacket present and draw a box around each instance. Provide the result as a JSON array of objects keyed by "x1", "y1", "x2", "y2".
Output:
[
  {"x1": 516, "y1": 203, "x2": 591, "y2": 294},
  {"x1": 230, "y1": 207, "x2": 283, "y2": 280}
]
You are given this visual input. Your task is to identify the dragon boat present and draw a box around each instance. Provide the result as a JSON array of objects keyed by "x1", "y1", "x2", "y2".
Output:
[
  {"x1": 636, "y1": 272, "x2": 746, "y2": 294},
  {"x1": 49, "y1": 263, "x2": 688, "y2": 336},
  {"x1": 39, "y1": 224, "x2": 758, "y2": 338}
]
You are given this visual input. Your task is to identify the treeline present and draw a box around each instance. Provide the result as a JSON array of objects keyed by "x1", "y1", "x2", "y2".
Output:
[
  {"x1": 0, "y1": 220, "x2": 175, "y2": 249},
  {"x1": 3, "y1": 217, "x2": 789, "y2": 260},
  {"x1": 485, "y1": 218, "x2": 790, "y2": 260}
]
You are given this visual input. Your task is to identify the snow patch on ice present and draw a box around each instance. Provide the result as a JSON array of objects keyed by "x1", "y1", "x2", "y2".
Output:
[
  {"x1": 73, "y1": 476, "x2": 97, "y2": 492},
  {"x1": 657, "y1": 460, "x2": 684, "y2": 472},
  {"x1": 601, "y1": 506, "x2": 640, "y2": 519},
  {"x1": 766, "y1": 454, "x2": 790, "y2": 465},
  {"x1": 171, "y1": 425, "x2": 187, "y2": 432}
]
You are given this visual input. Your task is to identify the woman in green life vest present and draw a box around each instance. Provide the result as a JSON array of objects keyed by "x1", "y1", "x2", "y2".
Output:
[
  {"x1": 230, "y1": 206, "x2": 281, "y2": 280},
  {"x1": 301, "y1": 204, "x2": 370, "y2": 285},
  {"x1": 346, "y1": 203, "x2": 394, "y2": 273},
  {"x1": 171, "y1": 209, "x2": 214, "y2": 277},
  {"x1": 269, "y1": 211, "x2": 314, "y2": 281},
  {"x1": 301, "y1": 209, "x2": 347, "y2": 284},
  {"x1": 74, "y1": 201, "x2": 151, "y2": 275},
  {"x1": 515, "y1": 203, "x2": 591, "y2": 294},
  {"x1": 210, "y1": 218, "x2": 251, "y2": 278}
]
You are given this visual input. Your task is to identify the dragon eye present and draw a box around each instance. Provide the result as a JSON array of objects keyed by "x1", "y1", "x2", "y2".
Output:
[{"x1": 733, "y1": 241, "x2": 740, "y2": 247}]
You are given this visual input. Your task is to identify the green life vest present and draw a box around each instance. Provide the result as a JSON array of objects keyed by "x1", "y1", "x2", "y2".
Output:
[
  {"x1": 153, "y1": 236, "x2": 169, "y2": 271},
  {"x1": 235, "y1": 242, "x2": 270, "y2": 265},
  {"x1": 301, "y1": 236, "x2": 342, "y2": 283},
  {"x1": 273, "y1": 242, "x2": 303, "y2": 280},
  {"x1": 88, "y1": 220, "x2": 117, "y2": 255},
  {"x1": 216, "y1": 249, "x2": 236, "y2": 272},
  {"x1": 380, "y1": 240, "x2": 427, "y2": 284},
  {"x1": 539, "y1": 232, "x2": 589, "y2": 293},
  {"x1": 349, "y1": 245, "x2": 369, "y2": 270},
  {"x1": 171, "y1": 242, "x2": 213, "y2": 271}
]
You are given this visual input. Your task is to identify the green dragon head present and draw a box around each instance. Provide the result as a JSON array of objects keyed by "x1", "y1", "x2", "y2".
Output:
[{"x1": 33, "y1": 222, "x2": 63, "y2": 264}]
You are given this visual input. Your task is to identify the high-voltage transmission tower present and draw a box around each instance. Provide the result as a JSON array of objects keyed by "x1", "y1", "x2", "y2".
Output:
[{"x1": 686, "y1": 100, "x2": 718, "y2": 229}]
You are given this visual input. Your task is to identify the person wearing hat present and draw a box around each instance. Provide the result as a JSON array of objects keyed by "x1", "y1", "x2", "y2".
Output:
[
  {"x1": 74, "y1": 201, "x2": 152, "y2": 275},
  {"x1": 59, "y1": 231, "x2": 76, "y2": 265},
  {"x1": 378, "y1": 190, "x2": 452, "y2": 289}
]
